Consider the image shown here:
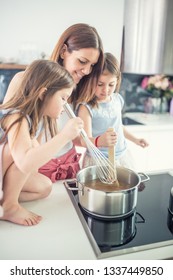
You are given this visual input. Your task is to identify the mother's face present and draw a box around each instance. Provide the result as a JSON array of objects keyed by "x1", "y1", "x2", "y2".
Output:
[{"x1": 61, "y1": 46, "x2": 100, "y2": 84}]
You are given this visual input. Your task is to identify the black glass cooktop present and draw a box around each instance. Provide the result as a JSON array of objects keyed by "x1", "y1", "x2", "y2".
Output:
[
  {"x1": 122, "y1": 116, "x2": 144, "y2": 125},
  {"x1": 64, "y1": 171, "x2": 173, "y2": 259}
]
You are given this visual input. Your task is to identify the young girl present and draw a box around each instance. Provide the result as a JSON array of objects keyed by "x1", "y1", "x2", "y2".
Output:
[
  {"x1": 3, "y1": 23, "x2": 104, "y2": 181},
  {"x1": 0, "y1": 60, "x2": 83, "y2": 226},
  {"x1": 77, "y1": 53, "x2": 149, "y2": 169}
]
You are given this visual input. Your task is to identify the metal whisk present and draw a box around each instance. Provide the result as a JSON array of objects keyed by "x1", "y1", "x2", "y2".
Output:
[{"x1": 63, "y1": 103, "x2": 117, "y2": 184}]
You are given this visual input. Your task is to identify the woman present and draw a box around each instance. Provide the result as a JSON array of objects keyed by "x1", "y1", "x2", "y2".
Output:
[{"x1": 3, "y1": 23, "x2": 104, "y2": 182}]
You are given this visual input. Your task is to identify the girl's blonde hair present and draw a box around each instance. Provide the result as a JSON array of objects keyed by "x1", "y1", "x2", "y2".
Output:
[
  {"x1": 50, "y1": 23, "x2": 104, "y2": 109},
  {"x1": 0, "y1": 60, "x2": 74, "y2": 142}
]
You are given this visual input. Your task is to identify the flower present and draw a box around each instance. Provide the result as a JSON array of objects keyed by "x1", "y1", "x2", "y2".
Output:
[{"x1": 141, "y1": 75, "x2": 173, "y2": 99}]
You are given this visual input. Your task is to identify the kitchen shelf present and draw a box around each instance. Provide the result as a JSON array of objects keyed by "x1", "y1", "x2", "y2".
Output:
[{"x1": 0, "y1": 63, "x2": 27, "y2": 70}]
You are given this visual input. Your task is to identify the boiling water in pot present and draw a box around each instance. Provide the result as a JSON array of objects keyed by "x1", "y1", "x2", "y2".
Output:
[{"x1": 85, "y1": 178, "x2": 130, "y2": 192}]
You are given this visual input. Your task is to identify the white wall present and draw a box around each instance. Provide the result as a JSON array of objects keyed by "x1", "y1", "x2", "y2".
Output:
[{"x1": 0, "y1": 0, "x2": 124, "y2": 63}]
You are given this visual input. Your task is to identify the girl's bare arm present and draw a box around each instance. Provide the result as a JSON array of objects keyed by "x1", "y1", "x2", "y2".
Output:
[
  {"x1": 78, "y1": 105, "x2": 117, "y2": 147},
  {"x1": 6, "y1": 114, "x2": 82, "y2": 173},
  {"x1": 123, "y1": 126, "x2": 149, "y2": 148}
]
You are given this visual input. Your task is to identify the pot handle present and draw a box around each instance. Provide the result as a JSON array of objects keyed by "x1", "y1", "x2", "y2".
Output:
[
  {"x1": 136, "y1": 212, "x2": 145, "y2": 223},
  {"x1": 63, "y1": 179, "x2": 84, "y2": 191},
  {"x1": 138, "y1": 172, "x2": 150, "y2": 182}
]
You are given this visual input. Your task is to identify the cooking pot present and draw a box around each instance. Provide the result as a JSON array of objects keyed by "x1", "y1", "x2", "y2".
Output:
[
  {"x1": 73, "y1": 166, "x2": 150, "y2": 218},
  {"x1": 81, "y1": 209, "x2": 145, "y2": 248}
]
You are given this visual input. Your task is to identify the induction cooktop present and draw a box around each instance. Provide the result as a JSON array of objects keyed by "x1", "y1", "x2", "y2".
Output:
[{"x1": 64, "y1": 170, "x2": 173, "y2": 259}]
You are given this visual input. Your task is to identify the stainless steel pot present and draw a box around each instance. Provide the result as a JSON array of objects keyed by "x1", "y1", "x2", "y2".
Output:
[{"x1": 75, "y1": 166, "x2": 150, "y2": 218}]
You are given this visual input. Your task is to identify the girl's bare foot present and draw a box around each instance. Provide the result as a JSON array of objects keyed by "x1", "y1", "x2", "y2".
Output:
[{"x1": 0, "y1": 203, "x2": 42, "y2": 226}]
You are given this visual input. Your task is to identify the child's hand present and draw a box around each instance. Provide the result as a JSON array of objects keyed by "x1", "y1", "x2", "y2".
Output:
[
  {"x1": 62, "y1": 118, "x2": 83, "y2": 141},
  {"x1": 136, "y1": 138, "x2": 149, "y2": 148},
  {"x1": 98, "y1": 129, "x2": 117, "y2": 147}
]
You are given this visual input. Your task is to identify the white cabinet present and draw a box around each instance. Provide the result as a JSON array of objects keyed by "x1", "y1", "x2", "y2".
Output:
[
  {"x1": 146, "y1": 129, "x2": 173, "y2": 171},
  {"x1": 126, "y1": 130, "x2": 150, "y2": 172},
  {"x1": 126, "y1": 128, "x2": 173, "y2": 172}
]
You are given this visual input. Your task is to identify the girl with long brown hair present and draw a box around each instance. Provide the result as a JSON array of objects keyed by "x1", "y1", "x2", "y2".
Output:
[
  {"x1": 0, "y1": 60, "x2": 83, "y2": 226},
  {"x1": 77, "y1": 53, "x2": 149, "y2": 168}
]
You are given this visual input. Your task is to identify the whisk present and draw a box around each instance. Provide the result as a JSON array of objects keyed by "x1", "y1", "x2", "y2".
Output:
[{"x1": 63, "y1": 103, "x2": 118, "y2": 184}]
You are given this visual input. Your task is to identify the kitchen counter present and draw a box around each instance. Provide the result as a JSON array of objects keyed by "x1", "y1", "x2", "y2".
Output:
[
  {"x1": 123, "y1": 112, "x2": 173, "y2": 131},
  {"x1": 0, "y1": 171, "x2": 173, "y2": 260},
  {"x1": 122, "y1": 112, "x2": 173, "y2": 172},
  {"x1": 0, "y1": 113, "x2": 173, "y2": 260},
  {"x1": 0, "y1": 180, "x2": 94, "y2": 260}
]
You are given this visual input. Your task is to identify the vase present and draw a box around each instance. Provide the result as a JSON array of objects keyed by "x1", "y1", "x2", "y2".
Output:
[
  {"x1": 152, "y1": 97, "x2": 168, "y2": 114},
  {"x1": 152, "y1": 98, "x2": 161, "y2": 114},
  {"x1": 160, "y1": 97, "x2": 168, "y2": 113},
  {"x1": 169, "y1": 98, "x2": 173, "y2": 116}
]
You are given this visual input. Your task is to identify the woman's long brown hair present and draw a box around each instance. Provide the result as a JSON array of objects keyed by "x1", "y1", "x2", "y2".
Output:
[{"x1": 50, "y1": 23, "x2": 104, "y2": 109}]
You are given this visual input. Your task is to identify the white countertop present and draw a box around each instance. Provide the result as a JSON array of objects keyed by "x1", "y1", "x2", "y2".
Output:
[
  {"x1": 0, "y1": 113, "x2": 173, "y2": 260},
  {"x1": 0, "y1": 180, "x2": 95, "y2": 260},
  {"x1": 0, "y1": 173, "x2": 173, "y2": 260},
  {"x1": 124, "y1": 112, "x2": 173, "y2": 131}
]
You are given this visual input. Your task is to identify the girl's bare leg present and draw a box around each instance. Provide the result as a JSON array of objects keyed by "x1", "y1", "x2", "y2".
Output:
[
  {"x1": 1, "y1": 144, "x2": 52, "y2": 226},
  {"x1": 1, "y1": 163, "x2": 42, "y2": 226},
  {"x1": 19, "y1": 172, "x2": 52, "y2": 202}
]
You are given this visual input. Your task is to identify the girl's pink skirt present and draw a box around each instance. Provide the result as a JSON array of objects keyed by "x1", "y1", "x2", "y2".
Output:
[{"x1": 39, "y1": 146, "x2": 81, "y2": 182}]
